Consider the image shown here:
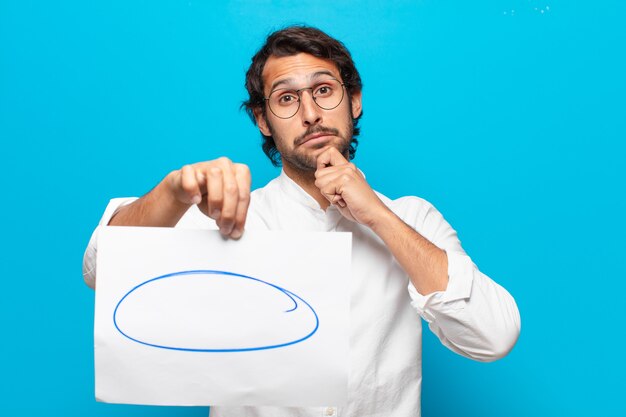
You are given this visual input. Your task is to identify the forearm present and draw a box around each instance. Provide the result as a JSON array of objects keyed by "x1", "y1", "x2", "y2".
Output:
[
  {"x1": 366, "y1": 198, "x2": 519, "y2": 361},
  {"x1": 108, "y1": 173, "x2": 190, "y2": 227},
  {"x1": 370, "y1": 209, "x2": 449, "y2": 295}
]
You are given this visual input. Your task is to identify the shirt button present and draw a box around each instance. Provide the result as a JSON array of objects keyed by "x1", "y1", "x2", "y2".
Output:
[{"x1": 324, "y1": 407, "x2": 336, "y2": 416}]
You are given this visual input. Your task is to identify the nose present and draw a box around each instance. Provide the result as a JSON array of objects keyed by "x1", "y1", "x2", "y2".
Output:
[{"x1": 298, "y1": 88, "x2": 322, "y2": 126}]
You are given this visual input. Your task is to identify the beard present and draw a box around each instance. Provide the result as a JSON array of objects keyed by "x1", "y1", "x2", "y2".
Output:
[{"x1": 266, "y1": 110, "x2": 354, "y2": 172}]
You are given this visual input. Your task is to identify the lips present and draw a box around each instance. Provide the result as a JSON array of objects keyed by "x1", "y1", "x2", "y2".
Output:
[
  {"x1": 295, "y1": 128, "x2": 339, "y2": 146},
  {"x1": 300, "y1": 133, "x2": 333, "y2": 145}
]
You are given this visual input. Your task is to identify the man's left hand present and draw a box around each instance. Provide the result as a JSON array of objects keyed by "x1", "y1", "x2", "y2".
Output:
[{"x1": 314, "y1": 147, "x2": 390, "y2": 226}]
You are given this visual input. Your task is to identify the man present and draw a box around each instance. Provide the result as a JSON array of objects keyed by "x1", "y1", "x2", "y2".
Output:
[{"x1": 83, "y1": 26, "x2": 520, "y2": 416}]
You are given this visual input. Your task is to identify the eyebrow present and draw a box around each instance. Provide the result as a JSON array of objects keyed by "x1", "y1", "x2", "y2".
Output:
[{"x1": 269, "y1": 70, "x2": 338, "y2": 92}]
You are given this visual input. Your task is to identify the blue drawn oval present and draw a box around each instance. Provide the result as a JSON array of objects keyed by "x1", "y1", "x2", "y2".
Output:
[{"x1": 113, "y1": 270, "x2": 319, "y2": 352}]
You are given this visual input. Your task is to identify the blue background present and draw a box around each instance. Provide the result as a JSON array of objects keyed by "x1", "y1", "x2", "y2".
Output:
[{"x1": 1, "y1": 0, "x2": 625, "y2": 415}]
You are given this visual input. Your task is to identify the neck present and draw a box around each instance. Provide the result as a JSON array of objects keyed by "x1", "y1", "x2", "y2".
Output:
[{"x1": 282, "y1": 164, "x2": 330, "y2": 210}]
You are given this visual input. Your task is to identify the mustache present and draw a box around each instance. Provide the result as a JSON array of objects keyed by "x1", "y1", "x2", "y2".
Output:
[{"x1": 294, "y1": 126, "x2": 340, "y2": 146}]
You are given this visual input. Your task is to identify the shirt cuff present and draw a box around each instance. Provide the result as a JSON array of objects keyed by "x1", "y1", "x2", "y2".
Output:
[{"x1": 407, "y1": 250, "x2": 475, "y2": 321}]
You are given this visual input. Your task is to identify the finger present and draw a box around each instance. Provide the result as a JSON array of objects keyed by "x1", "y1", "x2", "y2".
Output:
[
  {"x1": 315, "y1": 165, "x2": 358, "y2": 196},
  {"x1": 207, "y1": 166, "x2": 223, "y2": 219},
  {"x1": 326, "y1": 193, "x2": 345, "y2": 208},
  {"x1": 197, "y1": 193, "x2": 210, "y2": 217},
  {"x1": 328, "y1": 193, "x2": 346, "y2": 208},
  {"x1": 319, "y1": 179, "x2": 343, "y2": 205},
  {"x1": 314, "y1": 163, "x2": 353, "y2": 182},
  {"x1": 316, "y1": 146, "x2": 348, "y2": 170},
  {"x1": 180, "y1": 165, "x2": 202, "y2": 205},
  {"x1": 321, "y1": 170, "x2": 359, "y2": 206},
  {"x1": 230, "y1": 164, "x2": 251, "y2": 239},
  {"x1": 315, "y1": 168, "x2": 340, "y2": 202},
  {"x1": 195, "y1": 169, "x2": 207, "y2": 187},
  {"x1": 217, "y1": 163, "x2": 239, "y2": 236}
]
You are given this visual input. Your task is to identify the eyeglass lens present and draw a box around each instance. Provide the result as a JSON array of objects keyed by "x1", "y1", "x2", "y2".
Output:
[{"x1": 267, "y1": 79, "x2": 344, "y2": 119}]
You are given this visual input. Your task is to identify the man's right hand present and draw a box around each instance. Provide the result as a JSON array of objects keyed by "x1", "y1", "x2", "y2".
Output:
[
  {"x1": 109, "y1": 158, "x2": 251, "y2": 239},
  {"x1": 166, "y1": 158, "x2": 251, "y2": 238}
]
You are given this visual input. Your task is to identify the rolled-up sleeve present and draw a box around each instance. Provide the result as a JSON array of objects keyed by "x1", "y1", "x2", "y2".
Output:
[
  {"x1": 405, "y1": 200, "x2": 521, "y2": 362},
  {"x1": 82, "y1": 197, "x2": 137, "y2": 289}
]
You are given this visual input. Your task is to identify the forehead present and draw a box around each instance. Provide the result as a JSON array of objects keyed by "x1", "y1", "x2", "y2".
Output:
[{"x1": 262, "y1": 53, "x2": 341, "y2": 92}]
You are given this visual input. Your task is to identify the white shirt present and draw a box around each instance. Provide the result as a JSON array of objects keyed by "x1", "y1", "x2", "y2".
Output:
[{"x1": 83, "y1": 170, "x2": 520, "y2": 417}]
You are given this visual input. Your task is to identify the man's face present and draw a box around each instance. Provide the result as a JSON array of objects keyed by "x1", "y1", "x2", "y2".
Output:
[{"x1": 255, "y1": 53, "x2": 362, "y2": 172}]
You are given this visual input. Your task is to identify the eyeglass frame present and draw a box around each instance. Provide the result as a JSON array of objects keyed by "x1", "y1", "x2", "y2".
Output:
[{"x1": 263, "y1": 78, "x2": 346, "y2": 119}]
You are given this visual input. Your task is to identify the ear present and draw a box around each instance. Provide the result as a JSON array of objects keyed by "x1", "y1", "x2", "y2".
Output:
[
  {"x1": 350, "y1": 90, "x2": 363, "y2": 119},
  {"x1": 253, "y1": 108, "x2": 272, "y2": 136}
]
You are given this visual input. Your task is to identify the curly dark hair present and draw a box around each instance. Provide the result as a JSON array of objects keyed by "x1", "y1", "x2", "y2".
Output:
[{"x1": 242, "y1": 25, "x2": 363, "y2": 167}]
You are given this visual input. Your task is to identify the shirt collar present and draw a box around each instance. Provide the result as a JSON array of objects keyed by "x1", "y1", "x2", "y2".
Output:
[
  {"x1": 277, "y1": 169, "x2": 323, "y2": 211},
  {"x1": 275, "y1": 167, "x2": 366, "y2": 215}
]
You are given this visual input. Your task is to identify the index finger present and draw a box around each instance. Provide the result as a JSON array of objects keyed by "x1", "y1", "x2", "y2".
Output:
[
  {"x1": 230, "y1": 164, "x2": 251, "y2": 239},
  {"x1": 316, "y1": 146, "x2": 349, "y2": 170}
]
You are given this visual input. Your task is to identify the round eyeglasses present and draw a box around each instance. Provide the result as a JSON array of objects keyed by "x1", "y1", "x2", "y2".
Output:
[{"x1": 264, "y1": 78, "x2": 345, "y2": 119}]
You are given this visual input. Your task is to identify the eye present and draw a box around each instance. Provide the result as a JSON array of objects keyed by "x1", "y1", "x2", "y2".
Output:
[
  {"x1": 277, "y1": 92, "x2": 298, "y2": 105},
  {"x1": 314, "y1": 84, "x2": 333, "y2": 97}
]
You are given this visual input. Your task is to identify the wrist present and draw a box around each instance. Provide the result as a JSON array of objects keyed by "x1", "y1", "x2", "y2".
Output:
[
  {"x1": 366, "y1": 205, "x2": 400, "y2": 236},
  {"x1": 122, "y1": 174, "x2": 191, "y2": 227},
  {"x1": 154, "y1": 173, "x2": 193, "y2": 219}
]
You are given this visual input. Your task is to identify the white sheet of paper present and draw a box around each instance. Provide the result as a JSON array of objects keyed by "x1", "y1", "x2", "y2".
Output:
[{"x1": 94, "y1": 226, "x2": 351, "y2": 407}]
